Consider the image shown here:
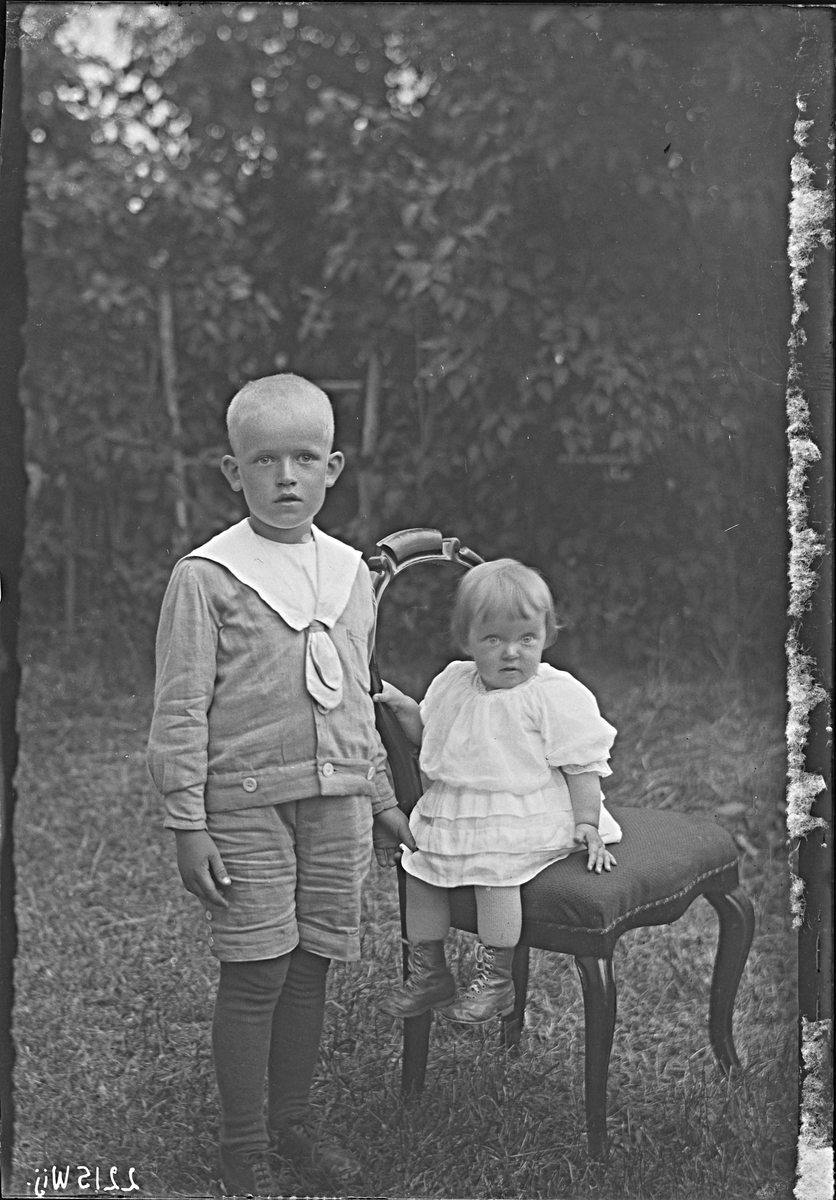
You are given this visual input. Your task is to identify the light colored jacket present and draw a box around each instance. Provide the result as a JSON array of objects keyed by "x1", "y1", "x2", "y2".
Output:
[{"x1": 147, "y1": 555, "x2": 396, "y2": 831}]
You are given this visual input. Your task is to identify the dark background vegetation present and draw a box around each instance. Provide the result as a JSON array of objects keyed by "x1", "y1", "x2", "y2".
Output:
[{"x1": 20, "y1": 2, "x2": 794, "y2": 681}]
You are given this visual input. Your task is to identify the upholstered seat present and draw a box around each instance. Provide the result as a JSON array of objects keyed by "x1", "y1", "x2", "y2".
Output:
[
  {"x1": 368, "y1": 530, "x2": 755, "y2": 1159},
  {"x1": 449, "y1": 806, "x2": 741, "y2": 958}
]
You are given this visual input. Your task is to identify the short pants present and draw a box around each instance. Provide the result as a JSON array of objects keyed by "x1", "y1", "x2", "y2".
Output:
[{"x1": 204, "y1": 795, "x2": 373, "y2": 962}]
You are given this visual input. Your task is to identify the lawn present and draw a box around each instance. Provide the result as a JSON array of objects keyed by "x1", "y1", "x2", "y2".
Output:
[{"x1": 10, "y1": 645, "x2": 795, "y2": 1198}]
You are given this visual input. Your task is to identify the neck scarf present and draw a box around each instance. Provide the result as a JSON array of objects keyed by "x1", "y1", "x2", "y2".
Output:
[{"x1": 186, "y1": 519, "x2": 362, "y2": 710}]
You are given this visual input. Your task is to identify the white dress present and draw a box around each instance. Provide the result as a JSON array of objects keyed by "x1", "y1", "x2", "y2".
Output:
[{"x1": 400, "y1": 661, "x2": 622, "y2": 888}]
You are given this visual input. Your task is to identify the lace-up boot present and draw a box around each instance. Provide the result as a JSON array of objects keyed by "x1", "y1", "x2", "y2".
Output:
[
  {"x1": 378, "y1": 940, "x2": 457, "y2": 1018},
  {"x1": 269, "y1": 1118, "x2": 363, "y2": 1188},
  {"x1": 217, "y1": 1146, "x2": 292, "y2": 1197},
  {"x1": 438, "y1": 943, "x2": 515, "y2": 1024}
]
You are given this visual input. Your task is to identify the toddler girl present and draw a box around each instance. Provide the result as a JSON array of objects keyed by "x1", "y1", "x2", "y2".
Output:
[{"x1": 374, "y1": 558, "x2": 621, "y2": 1024}]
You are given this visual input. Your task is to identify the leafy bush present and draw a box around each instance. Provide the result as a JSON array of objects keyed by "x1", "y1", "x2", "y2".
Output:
[{"x1": 22, "y1": 4, "x2": 790, "y2": 671}]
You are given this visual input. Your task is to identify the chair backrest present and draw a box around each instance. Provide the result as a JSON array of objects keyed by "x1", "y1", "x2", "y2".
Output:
[{"x1": 367, "y1": 528, "x2": 482, "y2": 816}]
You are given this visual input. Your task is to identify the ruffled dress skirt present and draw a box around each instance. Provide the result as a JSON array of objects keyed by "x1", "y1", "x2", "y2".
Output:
[{"x1": 400, "y1": 778, "x2": 622, "y2": 888}]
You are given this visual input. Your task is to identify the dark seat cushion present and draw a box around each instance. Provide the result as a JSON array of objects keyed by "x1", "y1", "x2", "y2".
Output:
[{"x1": 447, "y1": 806, "x2": 740, "y2": 958}]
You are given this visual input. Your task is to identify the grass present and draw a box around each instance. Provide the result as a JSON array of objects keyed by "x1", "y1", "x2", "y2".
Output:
[{"x1": 9, "y1": 645, "x2": 795, "y2": 1198}]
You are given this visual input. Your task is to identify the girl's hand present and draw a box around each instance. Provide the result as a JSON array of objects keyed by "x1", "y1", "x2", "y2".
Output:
[
  {"x1": 372, "y1": 680, "x2": 406, "y2": 709},
  {"x1": 373, "y1": 681, "x2": 424, "y2": 745},
  {"x1": 574, "y1": 823, "x2": 617, "y2": 874}
]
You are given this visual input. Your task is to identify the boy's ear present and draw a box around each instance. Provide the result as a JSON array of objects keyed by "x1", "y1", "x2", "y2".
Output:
[
  {"x1": 220, "y1": 454, "x2": 243, "y2": 491},
  {"x1": 325, "y1": 450, "x2": 345, "y2": 488}
]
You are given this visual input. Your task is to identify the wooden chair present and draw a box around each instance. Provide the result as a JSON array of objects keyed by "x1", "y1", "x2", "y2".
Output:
[{"x1": 368, "y1": 528, "x2": 755, "y2": 1160}]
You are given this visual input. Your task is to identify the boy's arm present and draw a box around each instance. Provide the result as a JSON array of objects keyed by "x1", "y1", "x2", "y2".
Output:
[
  {"x1": 561, "y1": 769, "x2": 617, "y2": 874},
  {"x1": 148, "y1": 563, "x2": 233, "y2": 903},
  {"x1": 369, "y1": 679, "x2": 421, "y2": 863},
  {"x1": 147, "y1": 561, "x2": 219, "y2": 831}
]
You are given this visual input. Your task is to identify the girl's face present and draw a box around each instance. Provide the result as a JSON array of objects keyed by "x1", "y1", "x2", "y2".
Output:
[{"x1": 465, "y1": 608, "x2": 547, "y2": 690}]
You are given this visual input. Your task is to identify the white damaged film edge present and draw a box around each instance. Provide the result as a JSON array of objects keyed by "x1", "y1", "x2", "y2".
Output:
[
  {"x1": 785, "y1": 94, "x2": 832, "y2": 930},
  {"x1": 796, "y1": 1017, "x2": 834, "y2": 1200},
  {"x1": 787, "y1": 88, "x2": 834, "y2": 1200}
]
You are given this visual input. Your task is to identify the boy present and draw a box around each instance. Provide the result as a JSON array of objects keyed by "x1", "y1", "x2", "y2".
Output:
[{"x1": 147, "y1": 374, "x2": 414, "y2": 1197}]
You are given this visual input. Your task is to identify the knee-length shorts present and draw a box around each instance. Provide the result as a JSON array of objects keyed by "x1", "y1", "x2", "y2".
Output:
[{"x1": 204, "y1": 795, "x2": 373, "y2": 963}]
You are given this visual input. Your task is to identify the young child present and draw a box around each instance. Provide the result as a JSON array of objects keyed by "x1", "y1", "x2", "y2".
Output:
[
  {"x1": 374, "y1": 558, "x2": 621, "y2": 1024},
  {"x1": 147, "y1": 374, "x2": 414, "y2": 1197}
]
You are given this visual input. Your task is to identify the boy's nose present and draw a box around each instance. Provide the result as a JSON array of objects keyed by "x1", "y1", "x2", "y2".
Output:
[
  {"x1": 503, "y1": 643, "x2": 520, "y2": 659},
  {"x1": 277, "y1": 459, "x2": 297, "y2": 484}
]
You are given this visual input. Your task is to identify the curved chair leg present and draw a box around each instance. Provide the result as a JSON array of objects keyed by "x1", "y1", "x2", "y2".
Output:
[
  {"x1": 502, "y1": 944, "x2": 530, "y2": 1049},
  {"x1": 705, "y1": 885, "x2": 755, "y2": 1073},
  {"x1": 575, "y1": 956, "x2": 617, "y2": 1161},
  {"x1": 402, "y1": 1010, "x2": 433, "y2": 1095}
]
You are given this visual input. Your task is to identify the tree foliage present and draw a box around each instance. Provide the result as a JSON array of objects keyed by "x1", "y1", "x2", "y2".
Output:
[{"x1": 21, "y1": 3, "x2": 793, "y2": 669}]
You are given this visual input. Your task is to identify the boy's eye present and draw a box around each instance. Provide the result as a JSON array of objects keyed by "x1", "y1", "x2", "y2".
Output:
[
  {"x1": 256, "y1": 456, "x2": 274, "y2": 465},
  {"x1": 522, "y1": 635, "x2": 535, "y2": 644},
  {"x1": 486, "y1": 636, "x2": 500, "y2": 645}
]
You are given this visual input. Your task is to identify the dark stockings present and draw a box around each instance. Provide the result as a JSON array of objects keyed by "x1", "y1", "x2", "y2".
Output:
[{"x1": 212, "y1": 947, "x2": 329, "y2": 1154}]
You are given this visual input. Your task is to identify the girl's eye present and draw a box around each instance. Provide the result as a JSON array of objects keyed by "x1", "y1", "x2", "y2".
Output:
[
  {"x1": 486, "y1": 636, "x2": 500, "y2": 645},
  {"x1": 522, "y1": 635, "x2": 535, "y2": 644}
]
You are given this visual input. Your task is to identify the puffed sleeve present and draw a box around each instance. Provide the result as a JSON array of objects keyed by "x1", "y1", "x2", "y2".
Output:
[
  {"x1": 419, "y1": 660, "x2": 471, "y2": 723},
  {"x1": 536, "y1": 670, "x2": 617, "y2": 774}
]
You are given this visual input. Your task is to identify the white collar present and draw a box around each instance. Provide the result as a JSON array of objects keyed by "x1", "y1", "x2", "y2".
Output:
[{"x1": 185, "y1": 519, "x2": 362, "y2": 630}]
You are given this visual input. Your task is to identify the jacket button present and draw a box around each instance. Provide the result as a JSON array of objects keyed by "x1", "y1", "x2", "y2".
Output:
[
  {"x1": 367, "y1": 766, "x2": 376, "y2": 781},
  {"x1": 321, "y1": 762, "x2": 334, "y2": 777},
  {"x1": 242, "y1": 777, "x2": 258, "y2": 793}
]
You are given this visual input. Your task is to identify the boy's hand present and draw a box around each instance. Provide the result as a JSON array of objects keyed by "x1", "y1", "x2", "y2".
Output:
[
  {"x1": 175, "y1": 829, "x2": 231, "y2": 908},
  {"x1": 373, "y1": 808, "x2": 417, "y2": 867},
  {"x1": 574, "y1": 823, "x2": 617, "y2": 874}
]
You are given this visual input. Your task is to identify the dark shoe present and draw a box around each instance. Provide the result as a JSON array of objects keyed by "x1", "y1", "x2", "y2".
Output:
[
  {"x1": 270, "y1": 1118, "x2": 363, "y2": 1188},
  {"x1": 378, "y1": 940, "x2": 457, "y2": 1018},
  {"x1": 438, "y1": 943, "x2": 515, "y2": 1024},
  {"x1": 217, "y1": 1146, "x2": 291, "y2": 1197}
]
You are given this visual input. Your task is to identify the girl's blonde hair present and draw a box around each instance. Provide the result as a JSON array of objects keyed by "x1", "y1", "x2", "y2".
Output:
[{"x1": 451, "y1": 559, "x2": 560, "y2": 650}]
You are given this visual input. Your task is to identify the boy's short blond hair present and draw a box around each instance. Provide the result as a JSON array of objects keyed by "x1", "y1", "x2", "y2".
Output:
[
  {"x1": 226, "y1": 373, "x2": 334, "y2": 452},
  {"x1": 451, "y1": 559, "x2": 560, "y2": 650}
]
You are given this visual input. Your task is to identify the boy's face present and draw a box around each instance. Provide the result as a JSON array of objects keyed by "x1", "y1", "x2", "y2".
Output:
[{"x1": 221, "y1": 400, "x2": 344, "y2": 543}]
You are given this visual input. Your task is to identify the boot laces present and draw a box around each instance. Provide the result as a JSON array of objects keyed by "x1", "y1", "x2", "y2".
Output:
[
  {"x1": 254, "y1": 1157, "x2": 277, "y2": 1194},
  {"x1": 404, "y1": 947, "x2": 426, "y2": 992},
  {"x1": 466, "y1": 944, "x2": 496, "y2": 994},
  {"x1": 242, "y1": 1152, "x2": 279, "y2": 1196}
]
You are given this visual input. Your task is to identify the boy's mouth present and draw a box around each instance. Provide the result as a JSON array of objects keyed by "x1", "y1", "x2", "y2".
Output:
[{"x1": 276, "y1": 495, "x2": 302, "y2": 504}]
